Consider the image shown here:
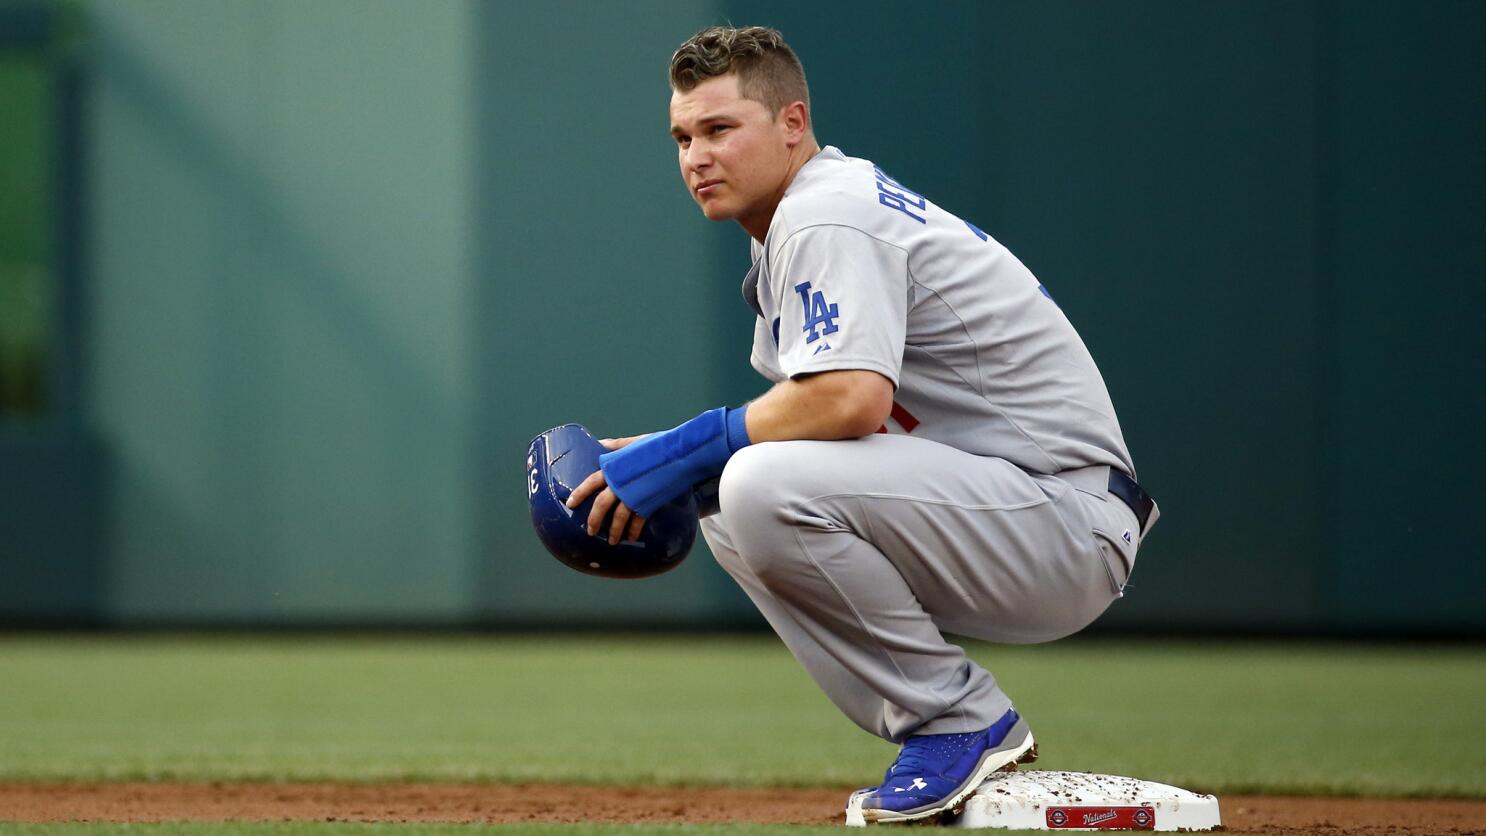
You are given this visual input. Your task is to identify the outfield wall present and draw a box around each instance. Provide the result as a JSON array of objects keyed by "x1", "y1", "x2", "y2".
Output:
[{"x1": 0, "y1": 1, "x2": 1480, "y2": 633}]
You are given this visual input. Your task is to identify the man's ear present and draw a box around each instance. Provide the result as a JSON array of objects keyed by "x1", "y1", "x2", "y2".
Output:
[{"x1": 780, "y1": 101, "x2": 810, "y2": 146}]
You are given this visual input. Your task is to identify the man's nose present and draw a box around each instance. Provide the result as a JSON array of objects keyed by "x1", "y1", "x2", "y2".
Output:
[{"x1": 684, "y1": 142, "x2": 712, "y2": 171}]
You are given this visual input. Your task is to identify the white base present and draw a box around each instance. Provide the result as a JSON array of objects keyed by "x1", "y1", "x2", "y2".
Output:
[{"x1": 950, "y1": 770, "x2": 1220, "y2": 831}]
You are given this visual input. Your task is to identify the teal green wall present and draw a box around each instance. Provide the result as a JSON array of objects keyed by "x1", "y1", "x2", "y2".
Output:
[
  {"x1": 972, "y1": 1, "x2": 1328, "y2": 630},
  {"x1": 1, "y1": 1, "x2": 1480, "y2": 631},
  {"x1": 74, "y1": 0, "x2": 751, "y2": 625},
  {"x1": 1317, "y1": 2, "x2": 1486, "y2": 630},
  {"x1": 86, "y1": 0, "x2": 482, "y2": 621},
  {"x1": 0, "y1": 53, "x2": 51, "y2": 416},
  {"x1": 469, "y1": 1, "x2": 748, "y2": 624}
]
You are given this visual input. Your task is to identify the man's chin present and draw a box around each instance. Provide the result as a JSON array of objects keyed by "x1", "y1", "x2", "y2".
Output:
[{"x1": 699, "y1": 201, "x2": 736, "y2": 222}]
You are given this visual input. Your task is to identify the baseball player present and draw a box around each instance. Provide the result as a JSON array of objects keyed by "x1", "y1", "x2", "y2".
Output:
[{"x1": 566, "y1": 25, "x2": 1157, "y2": 824}]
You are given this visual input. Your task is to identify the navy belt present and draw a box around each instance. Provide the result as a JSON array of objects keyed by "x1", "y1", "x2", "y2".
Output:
[{"x1": 1108, "y1": 470, "x2": 1155, "y2": 534}]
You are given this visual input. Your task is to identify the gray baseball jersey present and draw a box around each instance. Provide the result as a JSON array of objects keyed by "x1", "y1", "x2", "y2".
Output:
[{"x1": 742, "y1": 145, "x2": 1135, "y2": 479}]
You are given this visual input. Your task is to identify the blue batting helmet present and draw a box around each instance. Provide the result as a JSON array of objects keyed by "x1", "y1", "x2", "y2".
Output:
[{"x1": 527, "y1": 424, "x2": 700, "y2": 579}]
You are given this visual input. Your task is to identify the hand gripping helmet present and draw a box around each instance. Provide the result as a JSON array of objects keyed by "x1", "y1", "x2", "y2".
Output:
[{"x1": 526, "y1": 424, "x2": 699, "y2": 579}]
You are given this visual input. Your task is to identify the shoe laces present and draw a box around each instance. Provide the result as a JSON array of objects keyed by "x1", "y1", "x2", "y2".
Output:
[{"x1": 887, "y1": 730, "x2": 980, "y2": 779}]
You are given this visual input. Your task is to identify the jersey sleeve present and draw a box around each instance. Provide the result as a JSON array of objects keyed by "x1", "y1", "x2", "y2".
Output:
[
  {"x1": 749, "y1": 314, "x2": 786, "y2": 383},
  {"x1": 767, "y1": 224, "x2": 909, "y2": 386}
]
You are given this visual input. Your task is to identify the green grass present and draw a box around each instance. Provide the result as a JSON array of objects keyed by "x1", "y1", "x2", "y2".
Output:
[{"x1": 0, "y1": 635, "x2": 1483, "y2": 799}]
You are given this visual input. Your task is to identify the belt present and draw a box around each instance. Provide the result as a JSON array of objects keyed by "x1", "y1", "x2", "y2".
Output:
[{"x1": 1107, "y1": 469, "x2": 1156, "y2": 534}]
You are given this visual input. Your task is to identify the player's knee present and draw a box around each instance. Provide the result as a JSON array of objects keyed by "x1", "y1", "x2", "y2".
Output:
[
  {"x1": 719, "y1": 443, "x2": 816, "y2": 582},
  {"x1": 718, "y1": 444, "x2": 786, "y2": 522}
]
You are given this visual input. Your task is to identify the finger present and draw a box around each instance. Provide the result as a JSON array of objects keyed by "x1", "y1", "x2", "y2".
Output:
[
  {"x1": 625, "y1": 513, "x2": 646, "y2": 543},
  {"x1": 599, "y1": 438, "x2": 622, "y2": 451},
  {"x1": 608, "y1": 501, "x2": 632, "y2": 545},
  {"x1": 566, "y1": 470, "x2": 607, "y2": 509},
  {"x1": 586, "y1": 488, "x2": 616, "y2": 536}
]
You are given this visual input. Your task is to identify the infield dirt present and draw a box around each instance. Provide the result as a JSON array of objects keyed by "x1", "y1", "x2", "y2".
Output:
[{"x1": 2, "y1": 783, "x2": 1484, "y2": 834}]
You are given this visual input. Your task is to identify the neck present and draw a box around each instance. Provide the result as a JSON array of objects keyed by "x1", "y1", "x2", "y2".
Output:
[{"x1": 741, "y1": 138, "x2": 822, "y2": 242}]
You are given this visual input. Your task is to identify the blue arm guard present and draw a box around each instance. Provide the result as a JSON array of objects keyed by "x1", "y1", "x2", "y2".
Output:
[{"x1": 600, "y1": 405, "x2": 752, "y2": 518}]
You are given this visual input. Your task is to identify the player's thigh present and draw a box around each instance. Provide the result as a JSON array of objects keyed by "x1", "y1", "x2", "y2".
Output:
[
  {"x1": 722, "y1": 435, "x2": 1117, "y2": 641},
  {"x1": 720, "y1": 434, "x2": 1049, "y2": 513}
]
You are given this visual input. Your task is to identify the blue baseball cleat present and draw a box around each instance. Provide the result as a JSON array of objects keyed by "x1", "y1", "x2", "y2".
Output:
[{"x1": 843, "y1": 709, "x2": 1037, "y2": 825}]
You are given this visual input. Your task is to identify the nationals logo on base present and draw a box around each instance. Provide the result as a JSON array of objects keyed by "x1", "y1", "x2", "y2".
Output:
[{"x1": 1045, "y1": 806, "x2": 1156, "y2": 829}]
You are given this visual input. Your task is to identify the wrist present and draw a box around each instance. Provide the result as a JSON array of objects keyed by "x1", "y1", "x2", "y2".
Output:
[
  {"x1": 600, "y1": 404, "x2": 749, "y2": 518},
  {"x1": 725, "y1": 404, "x2": 752, "y2": 452}
]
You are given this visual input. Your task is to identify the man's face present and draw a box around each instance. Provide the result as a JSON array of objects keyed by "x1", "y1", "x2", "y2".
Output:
[{"x1": 670, "y1": 74, "x2": 796, "y2": 229}]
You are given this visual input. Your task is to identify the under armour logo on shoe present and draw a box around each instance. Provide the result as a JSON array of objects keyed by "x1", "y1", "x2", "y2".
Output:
[{"x1": 894, "y1": 777, "x2": 929, "y2": 792}]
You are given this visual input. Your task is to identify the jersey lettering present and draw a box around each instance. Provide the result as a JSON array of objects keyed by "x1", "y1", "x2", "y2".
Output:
[
  {"x1": 873, "y1": 166, "x2": 927, "y2": 224},
  {"x1": 794, "y1": 281, "x2": 841, "y2": 343}
]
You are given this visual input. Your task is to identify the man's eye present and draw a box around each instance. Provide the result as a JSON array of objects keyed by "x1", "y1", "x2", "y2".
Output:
[{"x1": 711, "y1": 125, "x2": 728, "y2": 134}]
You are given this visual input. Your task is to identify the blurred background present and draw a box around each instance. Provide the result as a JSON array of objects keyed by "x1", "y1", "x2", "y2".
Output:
[{"x1": 1, "y1": 0, "x2": 1482, "y2": 635}]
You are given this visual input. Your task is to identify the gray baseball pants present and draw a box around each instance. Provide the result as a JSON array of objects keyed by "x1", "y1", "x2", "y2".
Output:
[{"x1": 700, "y1": 433, "x2": 1148, "y2": 743}]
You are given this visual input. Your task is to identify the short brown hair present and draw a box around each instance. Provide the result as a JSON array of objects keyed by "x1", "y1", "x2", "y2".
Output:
[{"x1": 670, "y1": 26, "x2": 810, "y2": 117}]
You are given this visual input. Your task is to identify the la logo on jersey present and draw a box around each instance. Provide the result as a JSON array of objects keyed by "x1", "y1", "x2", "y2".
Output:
[{"x1": 793, "y1": 281, "x2": 840, "y2": 344}]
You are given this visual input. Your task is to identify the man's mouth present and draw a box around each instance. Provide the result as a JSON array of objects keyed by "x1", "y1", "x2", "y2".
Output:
[{"x1": 695, "y1": 179, "x2": 723, "y2": 196}]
